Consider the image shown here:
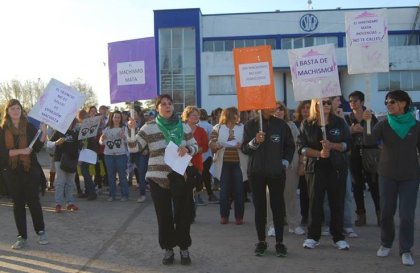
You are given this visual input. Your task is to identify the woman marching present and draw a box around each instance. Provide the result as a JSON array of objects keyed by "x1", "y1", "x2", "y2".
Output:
[
  {"x1": 128, "y1": 94, "x2": 198, "y2": 265},
  {"x1": 0, "y1": 99, "x2": 48, "y2": 249},
  {"x1": 363, "y1": 90, "x2": 420, "y2": 266},
  {"x1": 298, "y1": 98, "x2": 351, "y2": 250}
]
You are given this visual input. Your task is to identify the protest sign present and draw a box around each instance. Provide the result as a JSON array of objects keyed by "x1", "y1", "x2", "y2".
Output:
[
  {"x1": 345, "y1": 9, "x2": 389, "y2": 74},
  {"x1": 233, "y1": 45, "x2": 276, "y2": 111},
  {"x1": 108, "y1": 37, "x2": 157, "y2": 103},
  {"x1": 29, "y1": 78, "x2": 85, "y2": 134},
  {"x1": 78, "y1": 116, "x2": 102, "y2": 140},
  {"x1": 288, "y1": 44, "x2": 341, "y2": 101}
]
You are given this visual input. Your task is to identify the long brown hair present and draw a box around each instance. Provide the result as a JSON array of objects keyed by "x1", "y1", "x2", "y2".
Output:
[
  {"x1": 293, "y1": 100, "x2": 310, "y2": 123},
  {"x1": 107, "y1": 110, "x2": 123, "y2": 128},
  {"x1": 219, "y1": 107, "x2": 239, "y2": 125},
  {"x1": 1, "y1": 99, "x2": 27, "y2": 130}
]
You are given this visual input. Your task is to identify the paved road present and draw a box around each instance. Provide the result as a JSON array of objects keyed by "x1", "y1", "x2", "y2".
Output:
[{"x1": 0, "y1": 151, "x2": 418, "y2": 273}]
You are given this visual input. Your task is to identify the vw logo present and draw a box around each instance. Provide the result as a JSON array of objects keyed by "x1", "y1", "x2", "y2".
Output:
[{"x1": 299, "y1": 14, "x2": 319, "y2": 32}]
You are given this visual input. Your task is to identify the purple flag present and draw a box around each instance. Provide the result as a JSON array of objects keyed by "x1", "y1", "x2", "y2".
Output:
[{"x1": 108, "y1": 37, "x2": 157, "y2": 103}]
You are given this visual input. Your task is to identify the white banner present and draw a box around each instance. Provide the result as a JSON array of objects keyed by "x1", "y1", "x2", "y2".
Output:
[
  {"x1": 288, "y1": 44, "x2": 341, "y2": 101},
  {"x1": 78, "y1": 116, "x2": 102, "y2": 140},
  {"x1": 238, "y1": 62, "x2": 270, "y2": 87},
  {"x1": 29, "y1": 78, "x2": 86, "y2": 134},
  {"x1": 345, "y1": 9, "x2": 389, "y2": 74}
]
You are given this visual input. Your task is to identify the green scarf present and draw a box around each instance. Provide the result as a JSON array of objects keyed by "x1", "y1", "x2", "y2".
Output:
[
  {"x1": 155, "y1": 114, "x2": 184, "y2": 146},
  {"x1": 387, "y1": 111, "x2": 416, "y2": 139}
]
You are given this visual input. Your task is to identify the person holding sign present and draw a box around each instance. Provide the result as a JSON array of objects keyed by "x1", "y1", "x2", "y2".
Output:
[
  {"x1": 242, "y1": 105, "x2": 295, "y2": 257},
  {"x1": 345, "y1": 91, "x2": 380, "y2": 227},
  {"x1": 0, "y1": 99, "x2": 48, "y2": 249},
  {"x1": 127, "y1": 94, "x2": 198, "y2": 266},
  {"x1": 363, "y1": 90, "x2": 420, "y2": 266},
  {"x1": 298, "y1": 98, "x2": 351, "y2": 250},
  {"x1": 99, "y1": 110, "x2": 129, "y2": 202}
]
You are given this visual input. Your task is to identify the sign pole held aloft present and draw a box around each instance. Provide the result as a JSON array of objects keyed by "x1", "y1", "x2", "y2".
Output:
[
  {"x1": 318, "y1": 98, "x2": 327, "y2": 140},
  {"x1": 364, "y1": 74, "x2": 372, "y2": 135}
]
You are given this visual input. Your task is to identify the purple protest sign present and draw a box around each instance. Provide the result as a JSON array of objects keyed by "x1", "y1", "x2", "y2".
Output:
[{"x1": 108, "y1": 37, "x2": 157, "y2": 103}]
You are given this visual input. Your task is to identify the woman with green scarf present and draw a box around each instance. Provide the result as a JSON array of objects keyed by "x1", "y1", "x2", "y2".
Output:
[
  {"x1": 363, "y1": 90, "x2": 420, "y2": 266},
  {"x1": 127, "y1": 94, "x2": 198, "y2": 266}
]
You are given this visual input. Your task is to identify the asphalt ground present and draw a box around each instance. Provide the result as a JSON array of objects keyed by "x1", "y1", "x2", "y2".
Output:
[{"x1": 0, "y1": 150, "x2": 419, "y2": 273}]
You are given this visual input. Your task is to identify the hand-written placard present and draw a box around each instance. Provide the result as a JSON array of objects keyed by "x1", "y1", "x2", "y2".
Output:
[
  {"x1": 239, "y1": 62, "x2": 270, "y2": 87},
  {"x1": 288, "y1": 44, "x2": 341, "y2": 101},
  {"x1": 345, "y1": 9, "x2": 389, "y2": 74},
  {"x1": 117, "y1": 61, "x2": 145, "y2": 86},
  {"x1": 78, "y1": 116, "x2": 102, "y2": 140},
  {"x1": 29, "y1": 79, "x2": 86, "y2": 134}
]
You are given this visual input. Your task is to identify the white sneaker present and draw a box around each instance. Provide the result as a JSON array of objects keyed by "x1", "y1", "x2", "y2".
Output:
[
  {"x1": 293, "y1": 226, "x2": 306, "y2": 235},
  {"x1": 267, "y1": 227, "x2": 275, "y2": 237},
  {"x1": 137, "y1": 195, "x2": 146, "y2": 203},
  {"x1": 11, "y1": 236, "x2": 26, "y2": 249},
  {"x1": 321, "y1": 227, "x2": 330, "y2": 236},
  {"x1": 37, "y1": 231, "x2": 49, "y2": 245},
  {"x1": 303, "y1": 239, "x2": 319, "y2": 249},
  {"x1": 402, "y1": 252, "x2": 414, "y2": 266},
  {"x1": 335, "y1": 240, "x2": 350, "y2": 250},
  {"x1": 344, "y1": 227, "x2": 358, "y2": 238},
  {"x1": 377, "y1": 245, "x2": 391, "y2": 257}
]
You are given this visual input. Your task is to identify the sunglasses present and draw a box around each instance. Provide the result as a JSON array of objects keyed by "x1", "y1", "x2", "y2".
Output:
[
  {"x1": 318, "y1": 100, "x2": 332, "y2": 106},
  {"x1": 384, "y1": 99, "x2": 398, "y2": 105}
]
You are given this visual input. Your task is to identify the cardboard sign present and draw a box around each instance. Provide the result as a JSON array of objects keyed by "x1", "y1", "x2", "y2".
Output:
[
  {"x1": 233, "y1": 45, "x2": 276, "y2": 111},
  {"x1": 29, "y1": 78, "x2": 86, "y2": 134},
  {"x1": 108, "y1": 37, "x2": 157, "y2": 103},
  {"x1": 345, "y1": 9, "x2": 389, "y2": 74},
  {"x1": 288, "y1": 44, "x2": 341, "y2": 101},
  {"x1": 78, "y1": 116, "x2": 102, "y2": 140}
]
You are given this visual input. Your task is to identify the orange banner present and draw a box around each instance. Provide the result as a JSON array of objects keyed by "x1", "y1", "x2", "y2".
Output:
[{"x1": 233, "y1": 45, "x2": 276, "y2": 111}]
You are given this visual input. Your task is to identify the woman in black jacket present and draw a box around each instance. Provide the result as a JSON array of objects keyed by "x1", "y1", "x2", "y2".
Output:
[
  {"x1": 0, "y1": 99, "x2": 48, "y2": 249},
  {"x1": 242, "y1": 107, "x2": 295, "y2": 257},
  {"x1": 298, "y1": 98, "x2": 351, "y2": 250}
]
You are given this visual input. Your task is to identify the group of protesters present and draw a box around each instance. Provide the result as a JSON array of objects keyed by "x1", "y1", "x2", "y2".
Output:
[{"x1": 0, "y1": 89, "x2": 419, "y2": 267}]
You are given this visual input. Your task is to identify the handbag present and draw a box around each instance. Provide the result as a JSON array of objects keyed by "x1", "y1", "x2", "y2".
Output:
[
  {"x1": 361, "y1": 148, "x2": 380, "y2": 174},
  {"x1": 60, "y1": 153, "x2": 78, "y2": 173},
  {"x1": 186, "y1": 165, "x2": 203, "y2": 192}
]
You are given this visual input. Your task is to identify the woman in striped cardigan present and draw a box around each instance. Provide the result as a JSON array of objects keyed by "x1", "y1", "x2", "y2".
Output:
[{"x1": 128, "y1": 95, "x2": 198, "y2": 266}]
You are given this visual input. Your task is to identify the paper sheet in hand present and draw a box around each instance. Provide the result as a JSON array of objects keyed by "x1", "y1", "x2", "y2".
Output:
[
  {"x1": 164, "y1": 141, "x2": 192, "y2": 175},
  {"x1": 78, "y1": 149, "x2": 97, "y2": 164},
  {"x1": 220, "y1": 140, "x2": 239, "y2": 148}
]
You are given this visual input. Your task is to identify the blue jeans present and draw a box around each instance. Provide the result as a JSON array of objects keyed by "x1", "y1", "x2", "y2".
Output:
[
  {"x1": 219, "y1": 162, "x2": 244, "y2": 219},
  {"x1": 80, "y1": 162, "x2": 96, "y2": 197},
  {"x1": 132, "y1": 152, "x2": 149, "y2": 196},
  {"x1": 54, "y1": 161, "x2": 76, "y2": 205},
  {"x1": 379, "y1": 175, "x2": 419, "y2": 254},
  {"x1": 104, "y1": 154, "x2": 129, "y2": 199}
]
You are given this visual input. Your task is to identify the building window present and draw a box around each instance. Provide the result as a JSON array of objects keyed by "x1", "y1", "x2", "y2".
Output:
[
  {"x1": 209, "y1": 75, "x2": 236, "y2": 95},
  {"x1": 159, "y1": 27, "x2": 196, "y2": 112},
  {"x1": 378, "y1": 70, "x2": 420, "y2": 91},
  {"x1": 389, "y1": 34, "x2": 419, "y2": 46},
  {"x1": 280, "y1": 36, "x2": 338, "y2": 49},
  {"x1": 202, "y1": 38, "x2": 277, "y2": 52}
]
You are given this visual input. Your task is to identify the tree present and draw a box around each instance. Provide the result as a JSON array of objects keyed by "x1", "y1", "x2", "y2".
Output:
[
  {"x1": 0, "y1": 79, "x2": 45, "y2": 111},
  {"x1": 69, "y1": 78, "x2": 98, "y2": 108}
]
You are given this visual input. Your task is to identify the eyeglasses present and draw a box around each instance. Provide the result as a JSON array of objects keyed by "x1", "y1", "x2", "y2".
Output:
[
  {"x1": 276, "y1": 107, "x2": 285, "y2": 111},
  {"x1": 318, "y1": 100, "x2": 332, "y2": 106},
  {"x1": 384, "y1": 99, "x2": 398, "y2": 105}
]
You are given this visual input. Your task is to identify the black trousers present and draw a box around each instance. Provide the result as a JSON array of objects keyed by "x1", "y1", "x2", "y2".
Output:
[
  {"x1": 306, "y1": 168, "x2": 347, "y2": 243},
  {"x1": 298, "y1": 175, "x2": 309, "y2": 221},
  {"x1": 202, "y1": 157, "x2": 214, "y2": 196},
  {"x1": 250, "y1": 174, "x2": 286, "y2": 244},
  {"x1": 4, "y1": 166, "x2": 45, "y2": 239},
  {"x1": 149, "y1": 179, "x2": 193, "y2": 250},
  {"x1": 349, "y1": 148, "x2": 380, "y2": 214}
]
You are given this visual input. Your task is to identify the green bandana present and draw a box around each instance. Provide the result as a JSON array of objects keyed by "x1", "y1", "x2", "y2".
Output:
[
  {"x1": 155, "y1": 114, "x2": 184, "y2": 146},
  {"x1": 387, "y1": 111, "x2": 416, "y2": 139}
]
